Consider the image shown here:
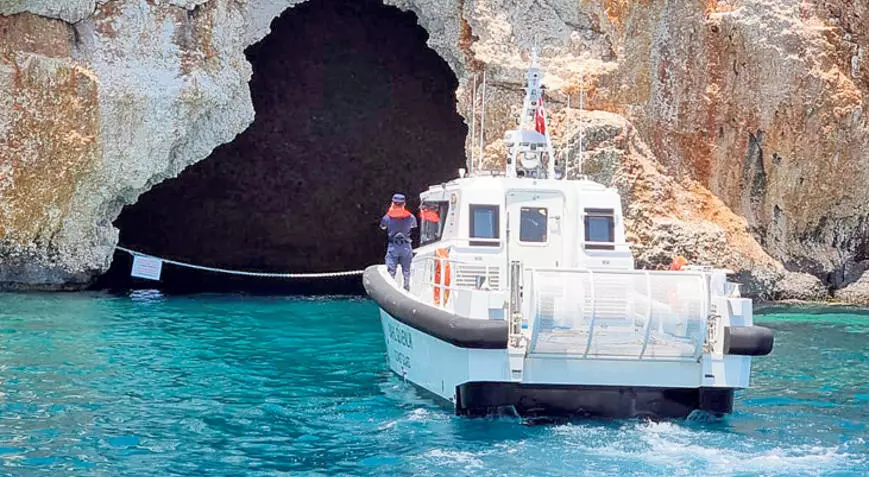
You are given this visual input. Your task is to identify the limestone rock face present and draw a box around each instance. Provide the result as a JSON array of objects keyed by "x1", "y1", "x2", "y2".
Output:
[
  {"x1": 0, "y1": 0, "x2": 867, "y2": 300},
  {"x1": 835, "y1": 268, "x2": 869, "y2": 305},
  {"x1": 459, "y1": 0, "x2": 868, "y2": 301},
  {"x1": 0, "y1": 1, "x2": 96, "y2": 23},
  {"x1": 604, "y1": 0, "x2": 869, "y2": 290},
  {"x1": 1, "y1": 2, "x2": 257, "y2": 288},
  {"x1": 555, "y1": 110, "x2": 827, "y2": 301}
]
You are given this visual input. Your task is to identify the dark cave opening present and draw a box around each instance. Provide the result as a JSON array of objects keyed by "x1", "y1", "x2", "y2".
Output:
[{"x1": 97, "y1": 0, "x2": 466, "y2": 294}]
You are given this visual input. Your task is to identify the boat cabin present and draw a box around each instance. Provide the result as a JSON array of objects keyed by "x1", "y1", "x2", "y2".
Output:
[
  {"x1": 409, "y1": 176, "x2": 634, "y2": 319},
  {"x1": 404, "y1": 48, "x2": 636, "y2": 319}
]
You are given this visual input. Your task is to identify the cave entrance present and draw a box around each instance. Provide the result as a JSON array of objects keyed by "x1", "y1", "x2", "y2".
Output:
[{"x1": 98, "y1": 0, "x2": 466, "y2": 294}]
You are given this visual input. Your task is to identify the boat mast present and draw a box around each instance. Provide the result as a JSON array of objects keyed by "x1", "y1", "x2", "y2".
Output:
[
  {"x1": 508, "y1": 48, "x2": 536, "y2": 177},
  {"x1": 506, "y1": 46, "x2": 556, "y2": 179}
]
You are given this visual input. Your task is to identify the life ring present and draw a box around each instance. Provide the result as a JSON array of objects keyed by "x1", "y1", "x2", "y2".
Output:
[{"x1": 433, "y1": 248, "x2": 451, "y2": 305}]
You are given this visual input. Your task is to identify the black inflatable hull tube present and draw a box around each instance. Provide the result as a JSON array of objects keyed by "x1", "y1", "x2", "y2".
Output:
[
  {"x1": 723, "y1": 326, "x2": 774, "y2": 356},
  {"x1": 362, "y1": 266, "x2": 508, "y2": 349}
]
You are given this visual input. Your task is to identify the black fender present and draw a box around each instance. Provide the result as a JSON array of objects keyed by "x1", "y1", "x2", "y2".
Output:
[{"x1": 723, "y1": 326, "x2": 774, "y2": 356}]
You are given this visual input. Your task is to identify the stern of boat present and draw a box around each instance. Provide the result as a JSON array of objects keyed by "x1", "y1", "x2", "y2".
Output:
[{"x1": 452, "y1": 266, "x2": 773, "y2": 418}]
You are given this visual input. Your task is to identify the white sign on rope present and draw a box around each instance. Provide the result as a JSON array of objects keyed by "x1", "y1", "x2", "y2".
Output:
[{"x1": 131, "y1": 255, "x2": 163, "y2": 281}]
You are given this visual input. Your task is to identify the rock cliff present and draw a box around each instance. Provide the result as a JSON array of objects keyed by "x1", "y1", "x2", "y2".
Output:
[{"x1": 1, "y1": 0, "x2": 867, "y2": 299}]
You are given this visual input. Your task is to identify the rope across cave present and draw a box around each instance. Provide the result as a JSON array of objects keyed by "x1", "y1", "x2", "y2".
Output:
[{"x1": 115, "y1": 246, "x2": 365, "y2": 278}]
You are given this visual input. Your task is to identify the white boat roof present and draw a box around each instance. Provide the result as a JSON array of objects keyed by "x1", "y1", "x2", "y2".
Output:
[{"x1": 428, "y1": 174, "x2": 614, "y2": 194}]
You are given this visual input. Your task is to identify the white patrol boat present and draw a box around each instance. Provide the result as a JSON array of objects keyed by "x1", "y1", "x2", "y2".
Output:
[{"x1": 363, "y1": 54, "x2": 773, "y2": 419}]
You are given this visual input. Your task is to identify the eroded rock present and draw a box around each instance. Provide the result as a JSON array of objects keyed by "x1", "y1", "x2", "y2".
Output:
[
  {"x1": 0, "y1": 1, "x2": 95, "y2": 23},
  {"x1": 835, "y1": 269, "x2": 869, "y2": 305},
  {"x1": 0, "y1": 0, "x2": 868, "y2": 301}
]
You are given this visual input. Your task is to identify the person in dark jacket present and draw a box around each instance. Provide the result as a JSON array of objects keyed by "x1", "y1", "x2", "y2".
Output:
[{"x1": 380, "y1": 193, "x2": 417, "y2": 290}]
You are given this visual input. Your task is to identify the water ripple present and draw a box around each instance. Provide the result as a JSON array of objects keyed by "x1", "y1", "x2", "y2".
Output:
[{"x1": 0, "y1": 293, "x2": 866, "y2": 475}]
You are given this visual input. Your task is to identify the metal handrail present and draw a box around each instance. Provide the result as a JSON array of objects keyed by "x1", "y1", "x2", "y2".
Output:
[
  {"x1": 639, "y1": 271, "x2": 653, "y2": 358},
  {"x1": 582, "y1": 269, "x2": 597, "y2": 358},
  {"x1": 580, "y1": 240, "x2": 632, "y2": 251},
  {"x1": 415, "y1": 237, "x2": 503, "y2": 252},
  {"x1": 528, "y1": 353, "x2": 702, "y2": 364},
  {"x1": 530, "y1": 267, "x2": 709, "y2": 277},
  {"x1": 419, "y1": 254, "x2": 500, "y2": 267},
  {"x1": 528, "y1": 271, "x2": 541, "y2": 351},
  {"x1": 419, "y1": 255, "x2": 502, "y2": 309},
  {"x1": 528, "y1": 267, "x2": 709, "y2": 360},
  {"x1": 509, "y1": 261, "x2": 522, "y2": 346},
  {"x1": 695, "y1": 272, "x2": 710, "y2": 360}
]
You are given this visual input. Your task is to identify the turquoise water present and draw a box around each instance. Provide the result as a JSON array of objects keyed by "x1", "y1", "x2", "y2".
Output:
[{"x1": 0, "y1": 293, "x2": 866, "y2": 476}]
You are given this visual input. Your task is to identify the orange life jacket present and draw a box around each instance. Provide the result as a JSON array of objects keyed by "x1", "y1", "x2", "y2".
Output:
[
  {"x1": 387, "y1": 205, "x2": 412, "y2": 219},
  {"x1": 420, "y1": 209, "x2": 441, "y2": 223}
]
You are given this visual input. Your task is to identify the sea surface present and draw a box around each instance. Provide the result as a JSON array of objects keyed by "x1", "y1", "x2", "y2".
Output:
[{"x1": 0, "y1": 292, "x2": 866, "y2": 476}]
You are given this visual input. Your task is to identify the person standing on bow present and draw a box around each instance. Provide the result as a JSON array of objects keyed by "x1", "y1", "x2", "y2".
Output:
[{"x1": 380, "y1": 193, "x2": 417, "y2": 291}]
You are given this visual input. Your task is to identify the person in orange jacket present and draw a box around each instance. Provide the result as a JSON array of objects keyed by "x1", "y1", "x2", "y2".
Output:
[{"x1": 380, "y1": 194, "x2": 417, "y2": 290}]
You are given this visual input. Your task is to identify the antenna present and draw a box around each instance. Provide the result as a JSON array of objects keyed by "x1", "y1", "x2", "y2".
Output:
[
  {"x1": 507, "y1": 44, "x2": 548, "y2": 178},
  {"x1": 470, "y1": 73, "x2": 477, "y2": 175},
  {"x1": 578, "y1": 73, "x2": 584, "y2": 176},
  {"x1": 478, "y1": 68, "x2": 487, "y2": 169},
  {"x1": 531, "y1": 40, "x2": 538, "y2": 67},
  {"x1": 543, "y1": 87, "x2": 555, "y2": 179}
]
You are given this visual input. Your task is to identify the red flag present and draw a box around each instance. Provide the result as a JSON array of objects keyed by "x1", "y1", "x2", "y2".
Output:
[{"x1": 534, "y1": 96, "x2": 546, "y2": 135}]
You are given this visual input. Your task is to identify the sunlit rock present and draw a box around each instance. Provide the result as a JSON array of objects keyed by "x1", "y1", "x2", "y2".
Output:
[{"x1": 1, "y1": 0, "x2": 868, "y2": 301}]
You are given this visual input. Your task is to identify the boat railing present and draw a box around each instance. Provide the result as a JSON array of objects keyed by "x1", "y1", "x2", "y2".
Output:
[
  {"x1": 579, "y1": 240, "x2": 633, "y2": 252},
  {"x1": 412, "y1": 254, "x2": 504, "y2": 314},
  {"x1": 525, "y1": 267, "x2": 709, "y2": 361},
  {"x1": 454, "y1": 238, "x2": 502, "y2": 246},
  {"x1": 414, "y1": 238, "x2": 503, "y2": 253}
]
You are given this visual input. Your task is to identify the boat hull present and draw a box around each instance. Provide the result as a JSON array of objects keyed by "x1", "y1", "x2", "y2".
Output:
[
  {"x1": 378, "y1": 309, "x2": 508, "y2": 405},
  {"x1": 455, "y1": 382, "x2": 733, "y2": 418},
  {"x1": 379, "y1": 309, "x2": 734, "y2": 419}
]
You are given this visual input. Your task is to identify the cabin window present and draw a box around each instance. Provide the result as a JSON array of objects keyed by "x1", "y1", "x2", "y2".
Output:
[
  {"x1": 519, "y1": 207, "x2": 548, "y2": 243},
  {"x1": 419, "y1": 201, "x2": 450, "y2": 246},
  {"x1": 469, "y1": 204, "x2": 499, "y2": 245},
  {"x1": 584, "y1": 208, "x2": 614, "y2": 250}
]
